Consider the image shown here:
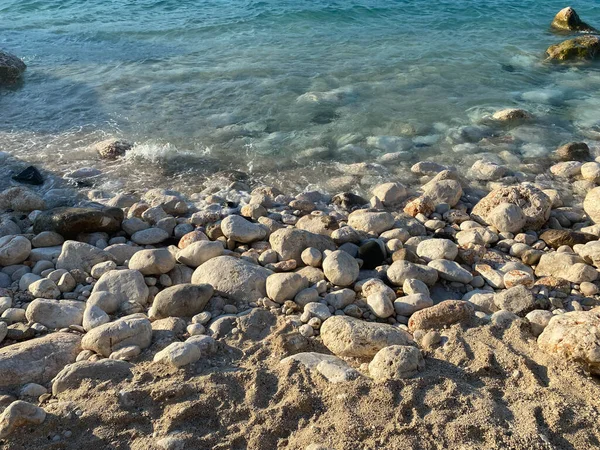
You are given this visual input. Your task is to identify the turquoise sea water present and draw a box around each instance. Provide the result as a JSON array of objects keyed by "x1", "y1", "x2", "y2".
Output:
[{"x1": 1, "y1": 0, "x2": 599, "y2": 193}]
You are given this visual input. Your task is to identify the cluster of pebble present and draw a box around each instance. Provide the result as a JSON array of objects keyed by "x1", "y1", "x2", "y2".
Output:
[{"x1": 1, "y1": 125, "x2": 600, "y2": 439}]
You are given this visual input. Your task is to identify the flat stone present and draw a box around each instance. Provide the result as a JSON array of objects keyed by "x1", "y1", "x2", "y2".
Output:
[{"x1": 52, "y1": 359, "x2": 132, "y2": 395}]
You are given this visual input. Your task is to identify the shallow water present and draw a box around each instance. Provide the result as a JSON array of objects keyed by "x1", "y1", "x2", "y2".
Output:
[{"x1": 1, "y1": 0, "x2": 599, "y2": 195}]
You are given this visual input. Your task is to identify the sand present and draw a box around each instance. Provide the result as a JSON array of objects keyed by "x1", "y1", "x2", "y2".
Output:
[{"x1": 4, "y1": 312, "x2": 600, "y2": 450}]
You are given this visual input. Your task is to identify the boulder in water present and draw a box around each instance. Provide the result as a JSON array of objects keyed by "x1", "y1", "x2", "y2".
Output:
[
  {"x1": 546, "y1": 36, "x2": 600, "y2": 61},
  {"x1": 0, "y1": 50, "x2": 26, "y2": 84},
  {"x1": 551, "y1": 7, "x2": 597, "y2": 33}
]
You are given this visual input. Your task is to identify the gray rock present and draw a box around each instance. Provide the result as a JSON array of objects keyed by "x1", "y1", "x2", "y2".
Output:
[
  {"x1": 176, "y1": 240, "x2": 223, "y2": 268},
  {"x1": 322, "y1": 250, "x2": 359, "y2": 287},
  {"x1": 56, "y1": 240, "x2": 115, "y2": 273},
  {"x1": 92, "y1": 269, "x2": 149, "y2": 308},
  {"x1": 347, "y1": 210, "x2": 395, "y2": 234},
  {"x1": 220, "y1": 215, "x2": 266, "y2": 243},
  {"x1": 128, "y1": 248, "x2": 176, "y2": 275},
  {"x1": 191, "y1": 255, "x2": 272, "y2": 304},
  {"x1": 280, "y1": 352, "x2": 361, "y2": 383},
  {"x1": 25, "y1": 299, "x2": 85, "y2": 328},
  {"x1": 31, "y1": 231, "x2": 64, "y2": 248},
  {"x1": 0, "y1": 401, "x2": 46, "y2": 440},
  {"x1": 52, "y1": 359, "x2": 132, "y2": 395},
  {"x1": 320, "y1": 316, "x2": 414, "y2": 358},
  {"x1": 269, "y1": 228, "x2": 336, "y2": 263},
  {"x1": 427, "y1": 259, "x2": 473, "y2": 284},
  {"x1": 0, "y1": 187, "x2": 45, "y2": 212},
  {"x1": 493, "y1": 285, "x2": 536, "y2": 316},
  {"x1": 81, "y1": 316, "x2": 152, "y2": 357},
  {"x1": 27, "y1": 278, "x2": 60, "y2": 299},
  {"x1": 131, "y1": 227, "x2": 170, "y2": 245},
  {"x1": 0, "y1": 236, "x2": 31, "y2": 266},
  {"x1": 149, "y1": 283, "x2": 214, "y2": 319},
  {"x1": 393, "y1": 294, "x2": 433, "y2": 316},
  {"x1": 387, "y1": 260, "x2": 438, "y2": 286},
  {"x1": 368, "y1": 345, "x2": 424, "y2": 380},
  {"x1": 82, "y1": 304, "x2": 110, "y2": 331},
  {"x1": 266, "y1": 272, "x2": 308, "y2": 303},
  {"x1": 416, "y1": 239, "x2": 458, "y2": 262},
  {"x1": 154, "y1": 342, "x2": 201, "y2": 368},
  {"x1": 0, "y1": 333, "x2": 81, "y2": 389}
]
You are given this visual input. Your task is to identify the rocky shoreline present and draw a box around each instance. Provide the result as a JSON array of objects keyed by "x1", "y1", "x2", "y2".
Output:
[{"x1": 1, "y1": 6, "x2": 600, "y2": 450}]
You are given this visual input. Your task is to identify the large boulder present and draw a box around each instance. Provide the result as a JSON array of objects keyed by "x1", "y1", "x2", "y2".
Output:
[
  {"x1": 148, "y1": 283, "x2": 214, "y2": 319},
  {"x1": 471, "y1": 185, "x2": 551, "y2": 230},
  {"x1": 0, "y1": 333, "x2": 81, "y2": 389},
  {"x1": 320, "y1": 316, "x2": 414, "y2": 358},
  {"x1": 269, "y1": 228, "x2": 335, "y2": 263},
  {"x1": 191, "y1": 255, "x2": 272, "y2": 304},
  {"x1": 347, "y1": 210, "x2": 395, "y2": 235},
  {"x1": 584, "y1": 187, "x2": 600, "y2": 224},
  {"x1": 0, "y1": 187, "x2": 44, "y2": 212},
  {"x1": 322, "y1": 250, "x2": 359, "y2": 287},
  {"x1": 546, "y1": 35, "x2": 600, "y2": 61},
  {"x1": 534, "y1": 252, "x2": 597, "y2": 283},
  {"x1": 220, "y1": 215, "x2": 267, "y2": 243},
  {"x1": 91, "y1": 269, "x2": 149, "y2": 308},
  {"x1": 0, "y1": 235, "x2": 31, "y2": 266},
  {"x1": 538, "y1": 310, "x2": 600, "y2": 374},
  {"x1": 387, "y1": 260, "x2": 438, "y2": 286},
  {"x1": 51, "y1": 359, "x2": 132, "y2": 396},
  {"x1": 25, "y1": 299, "x2": 85, "y2": 329},
  {"x1": 33, "y1": 207, "x2": 123, "y2": 237},
  {"x1": 0, "y1": 50, "x2": 26, "y2": 84},
  {"x1": 551, "y1": 7, "x2": 597, "y2": 33},
  {"x1": 0, "y1": 401, "x2": 46, "y2": 439},
  {"x1": 81, "y1": 316, "x2": 152, "y2": 357},
  {"x1": 128, "y1": 248, "x2": 176, "y2": 275},
  {"x1": 56, "y1": 240, "x2": 115, "y2": 273}
]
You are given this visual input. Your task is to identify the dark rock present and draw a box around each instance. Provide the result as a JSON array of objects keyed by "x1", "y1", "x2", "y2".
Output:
[
  {"x1": 33, "y1": 207, "x2": 124, "y2": 237},
  {"x1": 358, "y1": 240, "x2": 386, "y2": 270},
  {"x1": 391, "y1": 248, "x2": 422, "y2": 264},
  {"x1": 493, "y1": 285, "x2": 537, "y2": 316},
  {"x1": 6, "y1": 323, "x2": 35, "y2": 342},
  {"x1": 555, "y1": 142, "x2": 590, "y2": 161},
  {"x1": 0, "y1": 50, "x2": 26, "y2": 84},
  {"x1": 331, "y1": 192, "x2": 368, "y2": 210},
  {"x1": 12, "y1": 166, "x2": 43, "y2": 185},
  {"x1": 540, "y1": 229, "x2": 596, "y2": 249}
]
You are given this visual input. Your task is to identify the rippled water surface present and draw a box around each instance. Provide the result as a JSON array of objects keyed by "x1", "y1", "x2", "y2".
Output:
[{"x1": 1, "y1": 0, "x2": 599, "y2": 194}]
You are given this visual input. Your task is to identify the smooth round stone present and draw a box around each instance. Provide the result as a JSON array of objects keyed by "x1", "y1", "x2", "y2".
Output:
[
  {"x1": 487, "y1": 203, "x2": 526, "y2": 233},
  {"x1": 427, "y1": 259, "x2": 473, "y2": 284},
  {"x1": 129, "y1": 248, "x2": 176, "y2": 275},
  {"x1": 301, "y1": 247, "x2": 322, "y2": 267},
  {"x1": 31, "y1": 231, "x2": 64, "y2": 248},
  {"x1": 0, "y1": 235, "x2": 31, "y2": 266},
  {"x1": 220, "y1": 215, "x2": 266, "y2": 243},
  {"x1": 176, "y1": 241, "x2": 224, "y2": 268},
  {"x1": 366, "y1": 292, "x2": 395, "y2": 318},
  {"x1": 131, "y1": 228, "x2": 170, "y2": 245},
  {"x1": 266, "y1": 272, "x2": 307, "y2": 303},
  {"x1": 28, "y1": 278, "x2": 60, "y2": 299},
  {"x1": 416, "y1": 239, "x2": 458, "y2": 262},
  {"x1": 322, "y1": 250, "x2": 359, "y2": 287},
  {"x1": 368, "y1": 345, "x2": 424, "y2": 380},
  {"x1": 580, "y1": 282, "x2": 599, "y2": 297}
]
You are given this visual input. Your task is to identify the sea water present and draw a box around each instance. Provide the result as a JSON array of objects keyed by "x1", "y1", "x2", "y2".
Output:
[{"x1": 1, "y1": 0, "x2": 599, "y2": 194}]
